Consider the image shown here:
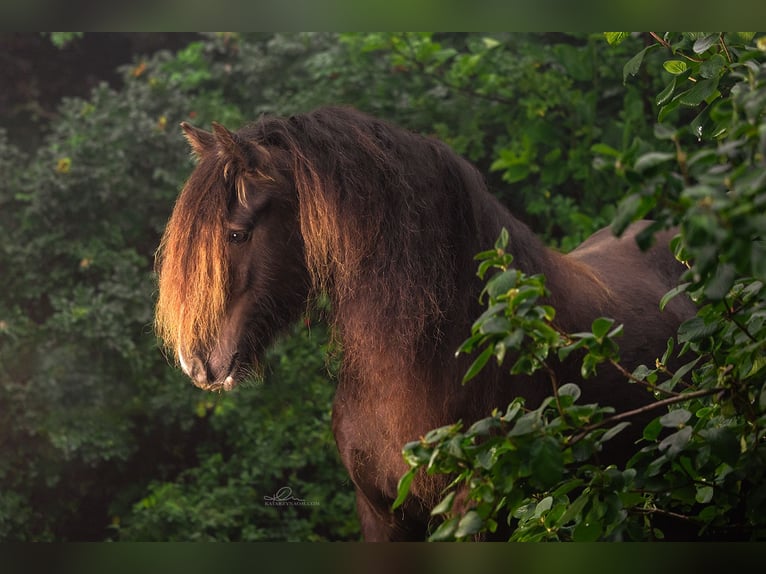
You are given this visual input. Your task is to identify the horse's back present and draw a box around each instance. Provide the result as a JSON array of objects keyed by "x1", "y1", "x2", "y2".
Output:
[
  {"x1": 569, "y1": 221, "x2": 688, "y2": 297},
  {"x1": 565, "y1": 221, "x2": 696, "y2": 374},
  {"x1": 562, "y1": 220, "x2": 696, "y2": 374}
]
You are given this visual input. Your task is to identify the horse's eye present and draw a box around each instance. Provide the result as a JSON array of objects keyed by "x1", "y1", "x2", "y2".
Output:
[{"x1": 228, "y1": 230, "x2": 250, "y2": 244}]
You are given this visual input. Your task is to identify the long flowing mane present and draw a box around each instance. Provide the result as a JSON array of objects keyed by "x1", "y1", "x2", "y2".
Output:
[{"x1": 246, "y1": 107, "x2": 546, "y2": 362}]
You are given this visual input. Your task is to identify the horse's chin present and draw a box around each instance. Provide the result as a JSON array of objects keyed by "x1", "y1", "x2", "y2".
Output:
[{"x1": 191, "y1": 373, "x2": 239, "y2": 393}]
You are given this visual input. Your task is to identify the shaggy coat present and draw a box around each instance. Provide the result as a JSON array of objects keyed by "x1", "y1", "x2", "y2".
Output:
[{"x1": 155, "y1": 106, "x2": 695, "y2": 540}]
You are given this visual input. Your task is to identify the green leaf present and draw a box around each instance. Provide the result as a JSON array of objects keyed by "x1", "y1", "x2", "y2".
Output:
[
  {"x1": 500, "y1": 161, "x2": 531, "y2": 183},
  {"x1": 659, "y1": 426, "x2": 693, "y2": 457},
  {"x1": 558, "y1": 339, "x2": 587, "y2": 362},
  {"x1": 530, "y1": 436, "x2": 564, "y2": 488},
  {"x1": 431, "y1": 491, "x2": 456, "y2": 516},
  {"x1": 462, "y1": 345, "x2": 494, "y2": 384},
  {"x1": 455, "y1": 510, "x2": 484, "y2": 538},
  {"x1": 612, "y1": 193, "x2": 654, "y2": 236},
  {"x1": 751, "y1": 240, "x2": 766, "y2": 280},
  {"x1": 634, "y1": 152, "x2": 675, "y2": 173},
  {"x1": 660, "y1": 282, "x2": 690, "y2": 311},
  {"x1": 623, "y1": 45, "x2": 654, "y2": 84},
  {"x1": 601, "y1": 421, "x2": 631, "y2": 443},
  {"x1": 502, "y1": 400, "x2": 523, "y2": 422},
  {"x1": 678, "y1": 316, "x2": 720, "y2": 343},
  {"x1": 556, "y1": 492, "x2": 589, "y2": 526},
  {"x1": 573, "y1": 519, "x2": 603, "y2": 541},
  {"x1": 696, "y1": 485, "x2": 714, "y2": 504},
  {"x1": 591, "y1": 317, "x2": 615, "y2": 340},
  {"x1": 659, "y1": 408, "x2": 692, "y2": 428},
  {"x1": 632, "y1": 364, "x2": 654, "y2": 381},
  {"x1": 428, "y1": 516, "x2": 459, "y2": 541},
  {"x1": 666, "y1": 356, "x2": 702, "y2": 390},
  {"x1": 698, "y1": 427, "x2": 740, "y2": 466},
  {"x1": 663, "y1": 59, "x2": 689, "y2": 75},
  {"x1": 679, "y1": 78, "x2": 719, "y2": 107},
  {"x1": 604, "y1": 32, "x2": 630, "y2": 46},
  {"x1": 699, "y1": 53, "x2": 726, "y2": 79},
  {"x1": 392, "y1": 468, "x2": 416, "y2": 510},
  {"x1": 704, "y1": 263, "x2": 737, "y2": 300},
  {"x1": 509, "y1": 411, "x2": 542, "y2": 437},
  {"x1": 654, "y1": 123, "x2": 679, "y2": 140},
  {"x1": 643, "y1": 417, "x2": 663, "y2": 441},
  {"x1": 487, "y1": 269, "x2": 519, "y2": 299},
  {"x1": 692, "y1": 33, "x2": 720, "y2": 54},
  {"x1": 534, "y1": 496, "x2": 554, "y2": 518},
  {"x1": 500, "y1": 328, "x2": 525, "y2": 353},
  {"x1": 656, "y1": 77, "x2": 677, "y2": 106},
  {"x1": 733, "y1": 32, "x2": 756, "y2": 42},
  {"x1": 590, "y1": 143, "x2": 621, "y2": 158},
  {"x1": 612, "y1": 194, "x2": 642, "y2": 236},
  {"x1": 558, "y1": 383, "x2": 581, "y2": 401},
  {"x1": 552, "y1": 479, "x2": 585, "y2": 498},
  {"x1": 497, "y1": 227, "x2": 510, "y2": 250},
  {"x1": 468, "y1": 416, "x2": 499, "y2": 436},
  {"x1": 658, "y1": 98, "x2": 681, "y2": 122},
  {"x1": 479, "y1": 316, "x2": 512, "y2": 335},
  {"x1": 472, "y1": 303, "x2": 509, "y2": 329}
]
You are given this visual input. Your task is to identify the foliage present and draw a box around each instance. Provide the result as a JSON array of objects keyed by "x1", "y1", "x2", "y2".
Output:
[
  {"x1": 339, "y1": 32, "x2": 656, "y2": 249},
  {"x1": 0, "y1": 33, "x2": 359, "y2": 541},
  {"x1": 116, "y1": 323, "x2": 358, "y2": 541},
  {"x1": 395, "y1": 32, "x2": 766, "y2": 541},
  {"x1": 0, "y1": 41, "x2": 209, "y2": 539},
  {"x1": 44, "y1": 33, "x2": 84, "y2": 49},
  {"x1": 7, "y1": 31, "x2": 761, "y2": 542}
]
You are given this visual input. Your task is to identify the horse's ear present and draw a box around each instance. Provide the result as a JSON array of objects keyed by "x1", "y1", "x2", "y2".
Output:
[
  {"x1": 211, "y1": 122, "x2": 269, "y2": 172},
  {"x1": 180, "y1": 122, "x2": 215, "y2": 158},
  {"x1": 211, "y1": 122, "x2": 243, "y2": 159}
]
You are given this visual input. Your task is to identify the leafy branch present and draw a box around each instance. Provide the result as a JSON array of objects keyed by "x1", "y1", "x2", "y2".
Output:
[{"x1": 396, "y1": 32, "x2": 766, "y2": 541}]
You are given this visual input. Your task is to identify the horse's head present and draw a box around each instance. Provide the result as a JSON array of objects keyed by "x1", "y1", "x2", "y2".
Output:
[{"x1": 155, "y1": 122, "x2": 310, "y2": 391}]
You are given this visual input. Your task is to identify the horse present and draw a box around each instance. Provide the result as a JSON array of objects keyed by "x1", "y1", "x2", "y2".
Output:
[{"x1": 154, "y1": 105, "x2": 696, "y2": 541}]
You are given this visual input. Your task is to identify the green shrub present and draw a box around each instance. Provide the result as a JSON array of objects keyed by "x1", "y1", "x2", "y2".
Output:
[{"x1": 394, "y1": 32, "x2": 766, "y2": 541}]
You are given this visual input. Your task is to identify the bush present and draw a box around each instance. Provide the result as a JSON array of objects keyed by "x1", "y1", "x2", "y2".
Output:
[
  {"x1": 394, "y1": 32, "x2": 766, "y2": 541},
  {"x1": 116, "y1": 323, "x2": 359, "y2": 541},
  {"x1": 0, "y1": 33, "x2": 359, "y2": 541}
]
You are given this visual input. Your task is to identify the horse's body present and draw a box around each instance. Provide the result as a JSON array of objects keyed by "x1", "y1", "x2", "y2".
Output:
[{"x1": 155, "y1": 106, "x2": 695, "y2": 541}]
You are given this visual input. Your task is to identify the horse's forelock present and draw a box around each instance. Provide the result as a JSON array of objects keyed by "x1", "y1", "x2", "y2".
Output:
[{"x1": 155, "y1": 155, "x2": 231, "y2": 361}]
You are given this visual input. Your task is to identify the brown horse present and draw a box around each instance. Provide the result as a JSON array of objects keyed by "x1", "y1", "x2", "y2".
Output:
[{"x1": 155, "y1": 106, "x2": 695, "y2": 541}]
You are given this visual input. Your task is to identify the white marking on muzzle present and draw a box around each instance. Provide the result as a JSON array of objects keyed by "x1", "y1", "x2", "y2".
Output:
[
  {"x1": 178, "y1": 344, "x2": 192, "y2": 377},
  {"x1": 176, "y1": 309, "x2": 193, "y2": 377}
]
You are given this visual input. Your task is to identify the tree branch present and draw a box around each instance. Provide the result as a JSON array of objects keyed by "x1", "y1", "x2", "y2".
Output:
[{"x1": 568, "y1": 387, "x2": 721, "y2": 445}]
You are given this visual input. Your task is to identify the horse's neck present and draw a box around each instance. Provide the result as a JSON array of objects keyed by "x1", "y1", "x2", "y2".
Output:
[
  {"x1": 329, "y1": 190, "x2": 566, "y2": 458},
  {"x1": 330, "y1": 189, "x2": 561, "y2": 370}
]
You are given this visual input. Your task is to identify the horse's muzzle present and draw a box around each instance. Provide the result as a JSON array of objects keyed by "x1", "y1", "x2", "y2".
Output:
[{"x1": 178, "y1": 347, "x2": 239, "y2": 392}]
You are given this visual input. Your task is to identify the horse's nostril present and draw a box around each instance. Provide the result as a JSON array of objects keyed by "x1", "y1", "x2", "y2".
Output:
[
  {"x1": 190, "y1": 351, "x2": 241, "y2": 391},
  {"x1": 189, "y1": 356, "x2": 210, "y2": 388}
]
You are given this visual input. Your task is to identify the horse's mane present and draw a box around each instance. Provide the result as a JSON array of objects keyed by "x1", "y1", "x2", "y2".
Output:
[{"x1": 241, "y1": 106, "x2": 521, "y2": 362}]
